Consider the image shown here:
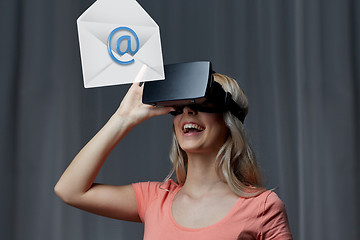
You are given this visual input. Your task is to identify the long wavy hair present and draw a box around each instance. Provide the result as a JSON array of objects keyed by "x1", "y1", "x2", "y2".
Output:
[{"x1": 165, "y1": 73, "x2": 265, "y2": 197}]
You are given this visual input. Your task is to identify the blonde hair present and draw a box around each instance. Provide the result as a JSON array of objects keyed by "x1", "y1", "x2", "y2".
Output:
[{"x1": 165, "y1": 73, "x2": 265, "y2": 197}]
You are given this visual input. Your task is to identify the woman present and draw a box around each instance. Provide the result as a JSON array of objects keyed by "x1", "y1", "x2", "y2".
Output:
[{"x1": 55, "y1": 73, "x2": 293, "y2": 239}]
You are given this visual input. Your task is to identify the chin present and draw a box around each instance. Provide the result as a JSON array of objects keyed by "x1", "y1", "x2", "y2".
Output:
[{"x1": 179, "y1": 142, "x2": 222, "y2": 155}]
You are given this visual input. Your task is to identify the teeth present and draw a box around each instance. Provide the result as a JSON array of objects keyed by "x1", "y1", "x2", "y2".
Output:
[{"x1": 183, "y1": 123, "x2": 205, "y2": 131}]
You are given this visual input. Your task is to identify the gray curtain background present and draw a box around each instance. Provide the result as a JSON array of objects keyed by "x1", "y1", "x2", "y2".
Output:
[{"x1": 1, "y1": 0, "x2": 359, "y2": 239}]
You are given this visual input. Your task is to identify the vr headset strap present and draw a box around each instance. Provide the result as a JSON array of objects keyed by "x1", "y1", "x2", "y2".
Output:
[
  {"x1": 224, "y1": 92, "x2": 246, "y2": 123},
  {"x1": 209, "y1": 81, "x2": 246, "y2": 123}
]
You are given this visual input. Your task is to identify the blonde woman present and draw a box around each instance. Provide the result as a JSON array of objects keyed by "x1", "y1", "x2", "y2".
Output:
[{"x1": 55, "y1": 73, "x2": 293, "y2": 239}]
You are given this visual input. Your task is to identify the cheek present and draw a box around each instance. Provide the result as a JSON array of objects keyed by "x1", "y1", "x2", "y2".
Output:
[
  {"x1": 173, "y1": 116, "x2": 182, "y2": 136},
  {"x1": 210, "y1": 116, "x2": 229, "y2": 140},
  {"x1": 173, "y1": 115, "x2": 180, "y2": 125},
  {"x1": 210, "y1": 124, "x2": 228, "y2": 141},
  {"x1": 205, "y1": 114, "x2": 226, "y2": 129}
]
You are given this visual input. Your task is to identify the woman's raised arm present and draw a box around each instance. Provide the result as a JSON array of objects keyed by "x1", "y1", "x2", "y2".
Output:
[{"x1": 54, "y1": 83, "x2": 173, "y2": 221}]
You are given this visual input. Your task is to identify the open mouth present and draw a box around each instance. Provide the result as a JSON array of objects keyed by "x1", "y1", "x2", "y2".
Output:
[{"x1": 182, "y1": 123, "x2": 205, "y2": 134}]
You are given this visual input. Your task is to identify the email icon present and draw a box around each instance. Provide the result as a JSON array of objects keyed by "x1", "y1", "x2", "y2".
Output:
[{"x1": 77, "y1": 0, "x2": 165, "y2": 88}]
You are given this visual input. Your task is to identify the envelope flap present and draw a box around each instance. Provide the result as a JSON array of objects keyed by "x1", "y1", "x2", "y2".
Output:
[
  {"x1": 78, "y1": 21, "x2": 158, "y2": 50},
  {"x1": 78, "y1": 0, "x2": 157, "y2": 27}
]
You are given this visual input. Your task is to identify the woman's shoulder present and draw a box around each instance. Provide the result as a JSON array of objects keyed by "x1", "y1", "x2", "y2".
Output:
[
  {"x1": 239, "y1": 189, "x2": 287, "y2": 216},
  {"x1": 260, "y1": 190, "x2": 286, "y2": 209},
  {"x1": 159, "y1": 179, "x2": 180, "y2": 191},
  {"x1": 244, "y1": 188, "x2": 282, "y2": 202},
  {"x1": 248, "y1": 190, "x2": 288, "y2": 223},
  {"x1": 132, "y1": 179, "x2": 180, "y2": 196},
  {"x1": 254, "y1": 190, "x2": 292, "y2": 238}
]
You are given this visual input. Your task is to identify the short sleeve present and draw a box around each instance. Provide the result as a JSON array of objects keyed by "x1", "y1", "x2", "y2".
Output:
[
  {"x1": 132, "y1": 181, "x2": 160, "y2": 222},
  {"x1": 260, "y1": 192, "x2": 293, "y2": 240}
]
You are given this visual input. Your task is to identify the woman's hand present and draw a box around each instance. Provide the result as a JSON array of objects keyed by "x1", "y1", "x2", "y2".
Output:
[{"x1": 114, "y1": 82, "x2": 174, "y2": 126}]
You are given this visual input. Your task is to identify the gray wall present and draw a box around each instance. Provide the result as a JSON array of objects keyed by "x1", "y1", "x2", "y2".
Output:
[{"x1": 1, "y1": 0, "x2": 359, "y2": 239}]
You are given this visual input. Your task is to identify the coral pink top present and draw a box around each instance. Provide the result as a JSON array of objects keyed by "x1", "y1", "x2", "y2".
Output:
[{"x1": 132, "y1": 180, "x2": 292, "y2": 240}]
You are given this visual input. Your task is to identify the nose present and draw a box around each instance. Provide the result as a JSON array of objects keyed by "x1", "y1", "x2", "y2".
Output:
[{"x1": 183, "y1": 106, "x2": 197, "y2": 115}]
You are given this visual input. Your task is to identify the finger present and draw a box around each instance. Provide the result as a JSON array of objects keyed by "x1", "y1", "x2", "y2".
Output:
[
  {"x1": 134, "y1": 65, "x2": 147, "y2": 83},
  {"x1": 150, "y1": 106, "x2": 176, "y2": 116},
  {"x1": 127, "y1": 81, "x2": 143, "y2": 96},
  {"x1": 137, "y1": 81, "x2": 145, "y2": 97},
  {"x1": 128, "y1": 82, "x2": 139, "y2": 91}
]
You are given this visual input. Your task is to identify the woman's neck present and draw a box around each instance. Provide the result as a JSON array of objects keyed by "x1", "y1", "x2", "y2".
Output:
[{"x1": 180, "y1": 152, "x2": 231, "y2": 199}]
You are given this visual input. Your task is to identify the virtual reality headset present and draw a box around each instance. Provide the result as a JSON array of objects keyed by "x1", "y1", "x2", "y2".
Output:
[{"x1": 142, "y1": 61, "x2": 246, "y2": 123}]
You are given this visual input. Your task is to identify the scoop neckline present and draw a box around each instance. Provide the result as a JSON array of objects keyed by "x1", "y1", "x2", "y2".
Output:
[{"x1": 168, "y1": 182, "x2": 244, "y2": 232}]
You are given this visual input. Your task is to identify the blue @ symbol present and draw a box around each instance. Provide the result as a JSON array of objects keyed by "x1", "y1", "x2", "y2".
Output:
[{"x1": 107, "y1": 27, "x2": 139, "y2": 65}]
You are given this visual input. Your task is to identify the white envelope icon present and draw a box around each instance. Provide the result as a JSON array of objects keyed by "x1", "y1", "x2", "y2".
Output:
[{"x1": 77, "y1": 0, "x2": 165, "y2": 88}]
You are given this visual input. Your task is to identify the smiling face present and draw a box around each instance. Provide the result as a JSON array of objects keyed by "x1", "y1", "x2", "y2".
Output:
[{"x1": 173, "y1": 106, "x2": 229, "y2": 155}]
